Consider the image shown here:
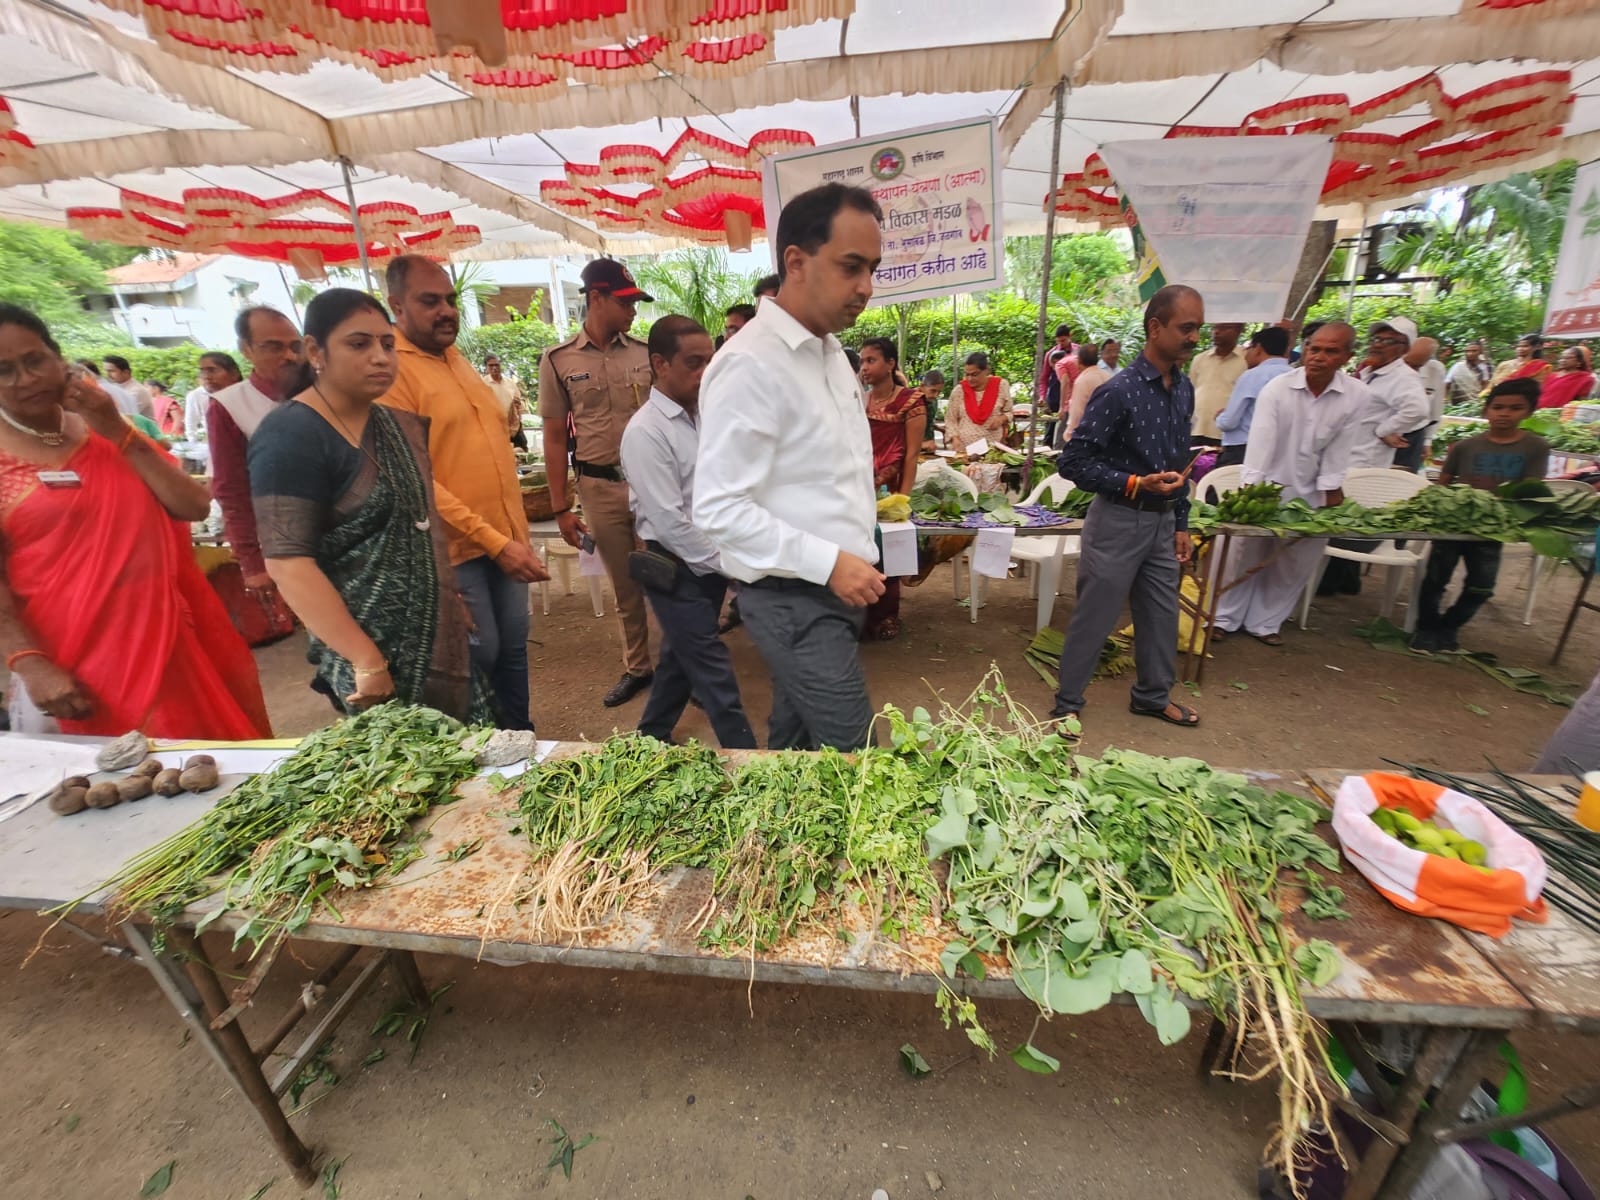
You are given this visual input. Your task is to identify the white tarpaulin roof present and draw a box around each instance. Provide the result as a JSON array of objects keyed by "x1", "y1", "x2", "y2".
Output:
[{"x1": 0, "y1": 0, "x2": 1596, "y2": 259}]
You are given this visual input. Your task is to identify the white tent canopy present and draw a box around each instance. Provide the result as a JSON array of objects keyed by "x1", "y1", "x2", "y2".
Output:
[{"x1": 0, "y1": 0, "x2": 1596, "y2": 260}]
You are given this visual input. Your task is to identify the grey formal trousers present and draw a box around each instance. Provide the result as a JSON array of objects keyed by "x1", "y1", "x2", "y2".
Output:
[
  {"x1": 637, "y1": 569, "x2": 756, "y2": 749},
  {"x1": 1053, "y1": 497, "x2": 1181, "y2": 716},
  {"x1": 738, "y1": 578, "x2": 875, "y2": 751},
  {"x1": 1531, "y1": 663, "x2": 1600, "y2": 775}
]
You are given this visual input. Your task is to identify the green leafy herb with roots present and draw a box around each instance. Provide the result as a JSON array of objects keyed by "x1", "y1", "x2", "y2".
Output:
[
  {"x1": 887, "y1": 672, "x2": 1344, "y2": 1198},
  {"x1": 78, "y1": 704, "x2": 483, "y2": 955}
]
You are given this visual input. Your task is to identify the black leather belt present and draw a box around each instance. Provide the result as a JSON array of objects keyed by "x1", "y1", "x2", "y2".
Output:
[
  {"x1": 1103, "y1": 492, "x2": 1175, "y2": 514},
  {"x1": 575, "y1": 460, "x2": 622, "y2": 482}
]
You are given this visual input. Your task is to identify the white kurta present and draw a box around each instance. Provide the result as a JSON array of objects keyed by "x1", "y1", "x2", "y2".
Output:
[
  {"x1": 1349, "y1": 359, "x2": 1430, "y2": 469},
  {"x1": 1215, "y1": 368, "x2": 1371, "y2": 636}
]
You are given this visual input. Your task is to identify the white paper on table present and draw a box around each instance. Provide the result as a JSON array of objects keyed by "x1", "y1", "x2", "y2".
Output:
[
  {"x1": 0, "y1": 735, "x2": 101, "y2": 822},
  {"x1": 578, "y1": 548, "x2": 605, "y2": 576},
  {"x1": 878, "y1": 521, "x2": 918, "y2": 577},
  {"x1": 965, "y1": 437, "x2": 989, "y2": 457},
  {"x1": 971, "y1": 526, "x2": 1016, "y2": 579}
]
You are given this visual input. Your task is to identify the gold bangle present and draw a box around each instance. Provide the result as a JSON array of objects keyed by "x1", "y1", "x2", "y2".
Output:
[{"x1": 353, "y1": 661, "x2": 388, "y2": 678}]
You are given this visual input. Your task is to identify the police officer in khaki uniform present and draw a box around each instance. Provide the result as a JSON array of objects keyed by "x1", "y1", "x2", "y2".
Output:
[{"x1": 539, "y1": 259, "x2": 656, "y2": 706}]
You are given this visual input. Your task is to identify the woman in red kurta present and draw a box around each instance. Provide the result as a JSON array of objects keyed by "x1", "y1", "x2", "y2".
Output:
[
  {"x1": 860, "y1": 337, "x2": 926, "y2": 641},
  {"x1": 0, "y1": 303, "x2": 270, "y2": 738}
]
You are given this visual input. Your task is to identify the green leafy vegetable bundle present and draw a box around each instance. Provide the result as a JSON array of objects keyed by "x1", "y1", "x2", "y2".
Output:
[
  {"x1": 885, "y1": 678, "x2": 1342, "y2": 1194},
  {"x1": 909, "y1": 475, "x2": 1024, "y2": 525},
  {"x1": 99, "y1": 704, "x2": 484, "y2": 952}
]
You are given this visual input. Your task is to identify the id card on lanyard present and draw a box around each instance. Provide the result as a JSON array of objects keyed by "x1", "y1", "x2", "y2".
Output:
[{"x1": 37, "y1": 470, "x2": 81, "y2": 488}]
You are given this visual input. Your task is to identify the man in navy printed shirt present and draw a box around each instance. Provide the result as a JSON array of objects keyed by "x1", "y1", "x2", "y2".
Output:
[{"x1": 1053, "y1": 284, "x2": 1205, "y2": 731}]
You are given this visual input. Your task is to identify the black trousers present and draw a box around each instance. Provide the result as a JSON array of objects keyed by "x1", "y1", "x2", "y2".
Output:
[
  {"x1": 1213, "y1": 444, "x2": 1247, "y2": 468},
  {"x1": 1417, "y1": 541, "x2": 1502, "y2": 631},
  {"x1": 637, "y1": 570, "x2": 757, "y2": 748}
]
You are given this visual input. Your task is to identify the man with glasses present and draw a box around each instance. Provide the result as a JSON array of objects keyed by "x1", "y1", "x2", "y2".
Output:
[
  {"x1": 1319, "y1": 315, "x2": 1430, "y2": 596},
  {"x1": 539, "y1": 258, "x2": 657, "y2": 707},
  {"x1": 209, "y1": 306, "x2": 305, "y2": 605}
]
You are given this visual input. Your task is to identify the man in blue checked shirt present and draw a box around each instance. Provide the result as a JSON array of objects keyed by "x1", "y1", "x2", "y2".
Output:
[{"x1": 1052, "y1": 284, "x2": 1206, "y2": 732}]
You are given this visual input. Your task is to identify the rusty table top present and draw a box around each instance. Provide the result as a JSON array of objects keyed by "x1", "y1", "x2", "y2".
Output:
[{"x1": 1305, "y1": 769, "x2": 1600, "y2": 1034}]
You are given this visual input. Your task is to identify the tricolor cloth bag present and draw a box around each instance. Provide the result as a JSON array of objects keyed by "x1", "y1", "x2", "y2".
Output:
[{"x1": 1332, "y1": 772, "x2": 1548, "y2": 937}]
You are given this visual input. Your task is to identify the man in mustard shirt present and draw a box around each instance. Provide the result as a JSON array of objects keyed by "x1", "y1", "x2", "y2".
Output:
[
  {"x1": 383, "y1": 255, "x2": 546, "y2": 730},
  {"x1": 539, "y1": 259, "x2": 656, "y2": 707}
]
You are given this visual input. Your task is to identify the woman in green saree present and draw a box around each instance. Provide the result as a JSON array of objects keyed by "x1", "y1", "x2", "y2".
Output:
[{"x1": 248, "y1": 288, "x2": 491, "y2": 723}]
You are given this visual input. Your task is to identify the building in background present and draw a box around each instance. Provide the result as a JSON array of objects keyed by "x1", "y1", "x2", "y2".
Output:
[{"x1": 84, "y1": 253, "x2": 301, "y2": 347}]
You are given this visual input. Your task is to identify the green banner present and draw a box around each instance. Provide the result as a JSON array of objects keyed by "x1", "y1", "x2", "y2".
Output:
[{"x1": 1121, "y1": 195, "x2": 1166, "y2": 303}]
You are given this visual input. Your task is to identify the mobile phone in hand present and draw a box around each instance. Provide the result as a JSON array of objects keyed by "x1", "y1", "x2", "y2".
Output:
[{"x1": 580, "y1": 533, "x2": 596, "y2": 555}]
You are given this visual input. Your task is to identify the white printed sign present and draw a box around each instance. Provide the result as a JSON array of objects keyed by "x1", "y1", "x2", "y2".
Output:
[
  {"x1": 1098, "y1": 136, "x2": 1334, "y2": 322},
  {"x1": 763, "y1": 118, "x2": 1003, "y2": 305},
  {"x1": 971, "y1": 527, "x2": 1016, "y2": 580},
  {"x1": 1545, "y1": 160, "x2": 1600, "y2": 340},
  {"x1": 878, "y1": 521, "x2": 919, "y2": 577}
]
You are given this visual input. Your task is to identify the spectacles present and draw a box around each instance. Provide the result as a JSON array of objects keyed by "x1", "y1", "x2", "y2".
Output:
[{"x1": 1369, "y1": 335, "x2": 1407, "y2": 347}]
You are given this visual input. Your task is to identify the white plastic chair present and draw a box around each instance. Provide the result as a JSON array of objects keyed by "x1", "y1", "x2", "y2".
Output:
[
  {"x1": 1499, "y1": 478, "x2": 1595, "y2": 624},
  {"x1": 1297, "y1": 468, "x2": 1432, "y2": 632},
  {"x1": 1196, "y1": 464, "x2": 1245, "y2": 505},
  {"x1": 1005, "y1": 475, "x2": 1082, "y2": 630}
]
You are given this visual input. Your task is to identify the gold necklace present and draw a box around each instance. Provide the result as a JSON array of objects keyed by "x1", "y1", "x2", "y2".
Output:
[
  {"x1": 0, "y1": 403, "x2": 66, "y2": 446},
  {"x1": 310, "y1": 384, "x2": 429, "y2": 532}
]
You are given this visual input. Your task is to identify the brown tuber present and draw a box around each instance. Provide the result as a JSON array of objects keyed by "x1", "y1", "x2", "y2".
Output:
[
  {"x1": 117, "y1": 775, "x2": 153, "y2": 802},
  {"x1": 131, "y1": 758, "x2": 163, "y2": 779},
  {"x1": 152, "y1": 768, "x2": 184, "y2": 797},
  {"x1": 178, "y1": 762, "x2": 220, "y2": 793},
  {"x1": 48, "y1": 786, "x2": 88, "y2": 816},
  {"x1": 84, "y1": 782, "x2": 122, "y2": 809},
  {"x1": 63, "y1": 775, "x2": 91, "y2": 790}
]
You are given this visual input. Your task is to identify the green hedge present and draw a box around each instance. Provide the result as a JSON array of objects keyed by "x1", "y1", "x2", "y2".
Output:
[
  {"x1": 839, "y1": 292, "x2": 1145, "y2": 388},
  {"x1": 57, "y1": 342, "x2": 222, "y2": 395},
  {"x1": 456, "y1": 315, "x2": 564, "y2": 407}
]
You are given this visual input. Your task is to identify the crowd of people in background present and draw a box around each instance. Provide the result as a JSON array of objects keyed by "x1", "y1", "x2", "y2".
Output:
[{"x1": 4, "y1": 180, "x2": 1599, "y2": 769}]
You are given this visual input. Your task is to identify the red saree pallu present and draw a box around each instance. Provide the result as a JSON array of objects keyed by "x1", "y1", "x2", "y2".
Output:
[
  {"x1": 0, "y1": 432, "x2": 270, "y2": 739},
  {"x1": 868, "y1": 386, "x2": 925, "y2": 491}
]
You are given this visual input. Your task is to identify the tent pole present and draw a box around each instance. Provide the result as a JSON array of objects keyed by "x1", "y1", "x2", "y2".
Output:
[
  {"x1": 1344, "y1": 212, "x2": 1366, "y2": 322},
  {"x1": 340, "y1": 156, "x2": 376, "y2": 294},
  {"x1": 1023, "y1": 79, "x2": 1067, "y2": 487}
]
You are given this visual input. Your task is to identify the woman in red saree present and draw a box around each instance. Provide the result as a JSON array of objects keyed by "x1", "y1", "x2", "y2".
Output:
[
  {"x1": 860, "y1": 337, "x2": 926, "y2": 640},
  {"x1": 1538, "y1": 346, "x2": 1596, "y2": 409},
  {"x1": 0, "y1": 304, "x2": 270, "y2": 739},
  {"x1": 1488, "y1": 334, "x2": 1553, "y2": 392}
]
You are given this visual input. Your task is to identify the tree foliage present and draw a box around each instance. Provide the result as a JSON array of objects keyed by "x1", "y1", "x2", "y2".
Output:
[
  {"x1": 1004, "y1": 233, "x2": 1133, "y2": 306},
  {"x1": 627, "y1": 247, "x2": 760, "y2": 333},
  {"x1": 0, "y1": 220, "x2": 124, "y2": 341},
  {"x1": 456, "y1": 310, "x2": 564, "y2": 405}
]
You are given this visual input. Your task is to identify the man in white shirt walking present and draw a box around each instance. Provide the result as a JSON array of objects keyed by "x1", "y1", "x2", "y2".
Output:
[
  {"x1": 1215, "y1": 323, "x2": 1370, "y2": 642},
  {"x1": 695, "y1": 183, "x2": 886, "y2": 750},
  {"x1": 1351, "y1": 316, "x2": 1430, "y2": 469},
  {"x1": 620, "y1": 316, "x2": 756, "y2": 749},
  {"x1": 1402, "y1": 335, "x2": 1447, "y2": 471}
]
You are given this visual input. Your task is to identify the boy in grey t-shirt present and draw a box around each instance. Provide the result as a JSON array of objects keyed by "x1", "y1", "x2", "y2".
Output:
[{"x1": 1412, "y1": 378, "x2": 1549, "y2": 653}]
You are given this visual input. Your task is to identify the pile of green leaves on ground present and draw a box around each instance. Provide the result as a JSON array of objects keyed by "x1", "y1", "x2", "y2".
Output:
[
  {"x1": 90, "y1": 704, "x2": 485, "y2": 953},
  {"x1": 908, "y1": 475, "x2": 1022, "y2": 525}
]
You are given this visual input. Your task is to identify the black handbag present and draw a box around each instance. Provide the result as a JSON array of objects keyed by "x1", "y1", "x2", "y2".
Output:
[{"x1": 627, "y1": 547, "x2": 682, "y2": 593}]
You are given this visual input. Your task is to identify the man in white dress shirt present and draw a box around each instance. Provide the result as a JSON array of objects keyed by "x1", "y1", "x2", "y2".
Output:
[
  {"x1": 1214, "y1": 322, "x2": 1370, "y2": 643},
  {"x1": 620, "y1": 316, "x2": 756, "y2": 749},
  {"x1": 694, "y1": 183, "x2": 886, "y2": 750}
]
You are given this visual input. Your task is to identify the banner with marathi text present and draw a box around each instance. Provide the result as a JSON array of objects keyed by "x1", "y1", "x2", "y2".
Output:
[
  {"x1": 762, "y1": 117, "x2": 1003, "y2": 305},
  {"x1": 1545, "y1": 160, "x2": 1600, "y2": 340},
  {"x1": 1098, "y1": 136, "x2": 1334, "y2": 323}
]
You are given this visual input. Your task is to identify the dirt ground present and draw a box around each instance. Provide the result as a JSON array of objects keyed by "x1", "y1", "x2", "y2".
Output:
[{"x1": 4, "y1": 556, "x2": 1599, "y2": 1198}]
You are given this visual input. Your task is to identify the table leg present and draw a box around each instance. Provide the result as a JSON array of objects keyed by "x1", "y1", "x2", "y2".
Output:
[
  {"x1": 1186, "y1": 531, "x2": 1231, "y2": 687},
  {"x1": 389, "y1": 950, "x2": 432, "y2": 1009},
  {"x1": 1374, "y1": 1028, "x2": 1503, "y2": 1200},
  {"x1": 1340, "y1": 1026, "x2": 1471, "y2": 1200},
  {"x1": 124, "y1": 925, "x2": 317, "y2": 1187}
]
